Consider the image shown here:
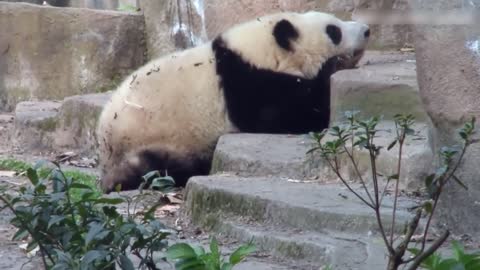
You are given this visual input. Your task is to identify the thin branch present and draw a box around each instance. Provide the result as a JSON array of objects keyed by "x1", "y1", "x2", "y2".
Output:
[
  {"x1": 328, "y1": 157, "x2": 375, "y2": 209},
  {"x1": 343, "y1": 145, "x2": 375, "y2": 206},
  {"x1": 418, "y1": 141, "x2": 467, "y2": 254},
  {"x1": 367, "y1": 133, "x2": 395, "y2": 255},
  {"x1": 391, "y1": 131, "x2": 406, "y2": 245},
  {"x1": 406, "y1": 230, "x2": 450, "y2": 270}
]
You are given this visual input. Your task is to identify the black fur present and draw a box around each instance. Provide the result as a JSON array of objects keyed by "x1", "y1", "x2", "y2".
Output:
[
  {"x1": 213, "y1": 37, "x2": 337, "y2": 134},
  {"x1": 272, "y1": 19, "x2": 299, "y2": 51},
  {"x1": 326, "y1": 24, "x2": 342, "y2": 45},
  {"x1": 102, "y1": 149, "x2": 211, "y2": 192}
]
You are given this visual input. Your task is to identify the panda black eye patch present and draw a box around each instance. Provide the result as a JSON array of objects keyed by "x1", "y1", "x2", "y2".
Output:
[
  {"x1": 273, "y1": 19, "x2": 299, "y2": 51},
  {"x1": 326, "y1": 24, "x2": 342, "y2": 45}
]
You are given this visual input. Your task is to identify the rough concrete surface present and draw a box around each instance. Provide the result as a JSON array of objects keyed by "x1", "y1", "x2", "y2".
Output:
[
  {"x1": 0, "y1": 2, "x2": 145, "y2": 111},
  {"x1": 186, "y1": 175, "x2": 418, "y2": 234},
  {"x1": 212, "y1": 122, "x2": 433, "y2": 189},
  {"x1": 54, "y1": 92, "x2": 111, "y2": 155},
  {"x1": 185, "y1": 175, "x2": 420, "y2": 268},
  {"x1": 330, "y1": 51, "x2": 427, "y2": 124},
  {"x1": 12, "y1": 101, "x2": 62, "y2": 152},
  {"x1": 218, "y1": 220, "x2": 387, "y2": 269},
  {"x1": 12, "y1": 92, "x2": 111, "y2": 156},
  {"x1": 411, "y1": 0, "x2": 480, "y2": 237}
]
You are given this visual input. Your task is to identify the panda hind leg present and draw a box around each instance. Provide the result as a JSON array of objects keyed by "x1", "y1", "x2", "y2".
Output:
[{"x1": 100, "y1": 148, "x2": 211, "y2": 193}]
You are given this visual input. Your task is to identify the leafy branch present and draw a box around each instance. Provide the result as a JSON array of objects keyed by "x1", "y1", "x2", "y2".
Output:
[{"x1": 308, "y1": 113, "x2": 476, "y2": 270}]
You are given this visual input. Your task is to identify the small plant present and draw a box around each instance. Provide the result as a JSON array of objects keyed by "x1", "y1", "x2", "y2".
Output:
[
  {"x1": 166, "y1": 237, "x2": 256, "y2": 270},
  {"x1": 0, "y1": 162, "x2": 171, "y2": 270},
  {"x1": 410, "y1": 241, "x2": 480, "y2": 270},
  {"x1": 308, "y1": 112, "x2": 477, "y2": 270}
]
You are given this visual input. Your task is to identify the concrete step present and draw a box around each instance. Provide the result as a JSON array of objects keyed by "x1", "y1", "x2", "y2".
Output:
[
  {"x1": 212, "y1": 121, "x2": 433, "y2": 189},
  {"x1": 331, "y1": 51, "x2": 427, "y2": 124},
  {"x1": 216, "y1": 220, "x2": 387, "y2": 269},
  {"x1": 185, "y1": 175, "x2": 422, "y2": 269},
  {"x1": 186, "y1": 175, "x2": 419, "y2": 235},
  {"x1": 13, "y1": 92, "x2": 111, "y2": 156}
]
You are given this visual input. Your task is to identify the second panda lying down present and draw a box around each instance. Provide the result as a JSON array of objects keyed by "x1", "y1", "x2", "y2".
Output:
[{"x1": 96, "y1": 11, "x2": 370, "y2": 192}]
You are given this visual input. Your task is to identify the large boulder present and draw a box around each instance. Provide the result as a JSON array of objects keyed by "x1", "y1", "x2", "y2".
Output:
[
  {"x1": 0, "y1": 2, "x2": 146, "y2": 111},
  {"x1": 411, "y1": 0, "x2": 480, "y2": 236}
]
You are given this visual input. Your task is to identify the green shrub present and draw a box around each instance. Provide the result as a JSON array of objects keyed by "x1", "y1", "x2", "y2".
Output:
[
  {"x1": 0, "y1": 162, "x2": 255, "y2": 270},
  {"x1": 0, "y1": 162, "x2": 171, "y2": 270},
  {"x1": 166, "y1": 237, "x2": 256, "y2": 270},
  {"x1": 309, "y1": 112, "x2": 477, "y2": 270},
  {"x1": 410, "y1": 241, "x2": 480, "y2": 270}
]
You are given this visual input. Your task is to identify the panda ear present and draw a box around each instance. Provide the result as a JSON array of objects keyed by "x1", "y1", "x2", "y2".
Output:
[{"x1": 273, "y1": 19, "x2": 299, "y2": 52}]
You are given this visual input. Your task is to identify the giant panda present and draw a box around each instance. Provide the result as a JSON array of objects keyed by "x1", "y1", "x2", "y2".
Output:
[{"x1": 97, "y1": 11, "x2": 370, "y2": 192}]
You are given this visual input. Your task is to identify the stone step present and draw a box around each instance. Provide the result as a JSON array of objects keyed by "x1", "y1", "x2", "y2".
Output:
[
  {"x1": 212, "y1": 121, "x2": 433, "y2": 189},
  {"x1": 13, "y1": 92, "x2": 111, "y2": 156},
  {"x1": 216, "y1": 220, "x2": 387, "y2": 269},
  {"x1": 186, "y1": 175, "x2": 419, "y2": 235},
  {"x1": 331, "y1": 51, "x2": 427, "y2": 124}
]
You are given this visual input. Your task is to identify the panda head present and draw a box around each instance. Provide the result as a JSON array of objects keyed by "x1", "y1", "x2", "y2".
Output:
[{"x1": 221, "y1": 11, "x2": 370, "y2": 78}]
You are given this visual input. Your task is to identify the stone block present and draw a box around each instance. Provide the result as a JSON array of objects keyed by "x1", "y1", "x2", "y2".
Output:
[{"x1": 0, "y1": 2, "x2": 145, "y2": 111}]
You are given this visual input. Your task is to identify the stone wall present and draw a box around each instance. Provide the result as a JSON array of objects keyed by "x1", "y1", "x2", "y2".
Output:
[{"x1": 0, "y1": 2, "x2": 146, "y2": 111}]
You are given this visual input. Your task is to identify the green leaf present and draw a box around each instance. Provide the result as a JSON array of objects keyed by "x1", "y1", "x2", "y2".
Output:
[
  {"x1": 26, "y1": 241, "x2": 38, "y2": 253},
  {"x1": 81, "y1": 250, "x2": 108, "y2": 266},
  {"x1": 208, "y1": 237, "x2": 221, "y2": 269},
  {"x1": 424, "y1": 200, "x2": 433, "y2": 214},
  {"x1": 387, "y1": 140, "x2": 397, "y2": 151},
  {"x1": 151, "y1": 176, "x2": 176, "y2": 191},
  {"x1": 174, "y1": 258, "x2": 205, "y2": 270},
  {"x1": 26, "y1": 168, "x2": 38, "y2": 185},
  {"x1": 118, "y1": 254, "x2": 135, "y2": 270},
  {"x1": 437, "y1": 260, "x2": 463, "y2": 270},
  {"x1": 166, "y1": 243, "x2": 198, "y2": 260},
  {"x1": 47, "y1": 215, "x2": 66, "y2": 229},
  {"x1": 452, "y1": 175, "x2": 468, "y2": 190},
  {"x1": 229, "y1": 243, "x2": 256, "y2": 265},
  {"x1": 85, "y1": 223, "x2": 104, "y2": 245},
  {"x1": 12, "y1": 229, "x2": 29, "y2": 241},
  {"x1": 70, "y1": 183, "x2": 93, "y2": 190}
]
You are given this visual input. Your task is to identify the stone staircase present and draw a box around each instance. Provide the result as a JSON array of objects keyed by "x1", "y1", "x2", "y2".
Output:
[
  {"x1": 7, "y1": 50, "x2": 435, "y2": 269},
  {"x1": 184, "y1": 131, "x2": 428, "y2": 269}
]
